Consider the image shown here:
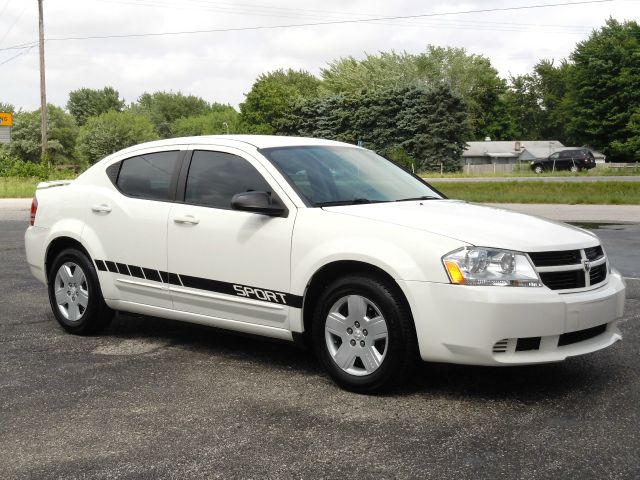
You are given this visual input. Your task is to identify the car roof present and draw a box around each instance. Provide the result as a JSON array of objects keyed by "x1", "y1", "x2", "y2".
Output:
[{"x1": 110, "y1": 135, "x2": 354, "y2": 157}]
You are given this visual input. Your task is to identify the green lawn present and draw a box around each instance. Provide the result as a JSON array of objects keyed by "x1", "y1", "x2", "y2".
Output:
[
  {"x1": 2, "y1": 177, "x2": 640, "y2": 205},
  {"x1": 421, "y1": 166, "x2": 640, "y2": 179},
  {"x1": 0, "y1": 177, "x2": 40, "y2": 198},
  {"x1": 431, "y1": 181, "x2": 640, "y2": 204}
]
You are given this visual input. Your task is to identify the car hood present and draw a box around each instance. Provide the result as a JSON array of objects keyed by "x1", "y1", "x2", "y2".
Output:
[{"x1": 322, "y1": 200, "x2": 599, "y2": 252}]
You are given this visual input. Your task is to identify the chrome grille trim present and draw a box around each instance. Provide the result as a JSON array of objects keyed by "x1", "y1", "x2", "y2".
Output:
[{"x1": 527, "y1": 245, "x2": 608, "y2": 291}]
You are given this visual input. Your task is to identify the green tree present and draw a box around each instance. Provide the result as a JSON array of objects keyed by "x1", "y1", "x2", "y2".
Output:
[
  {"x1": 0, "y1": 102, "x2": 14, "y2": 113},
  {"x1": 282, "y1": 85, "x2": 470, "y2": 171},
  {"x1": 240, "y1": 69, "x2": 322, "y2": 133},
  {"x1": 321, "y1": 47, "x2": 506, "y2": 139},
  {"x1": 7, "y1": 105, "x2": 78, "y2": 164},
  {"x1": 171, "y1": 105, "x2": 243, "y2": 136},
  {"x1": 132, "y1": 91, "x2": 211, "y2": 138},
  {"x1": 66, "y1": 87, "x2": 125, "y2": 126},
  {"x1": 565, "y1": 19, "x2": 640, "y2": 160},
  {"x1": 503, "y1": 73, "x2": 544, "y2": 139},
  {"x1": 76, "y1": 110, "x2": 158, "y2": 164}
]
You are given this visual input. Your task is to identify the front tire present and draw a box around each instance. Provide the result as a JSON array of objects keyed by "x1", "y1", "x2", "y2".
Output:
[
  {"x1": 312, "y1": 274, "x2": 418, "y2": 393},
  {"x1": 48, "y1": 248, "x2": 114, "y2": 335}
]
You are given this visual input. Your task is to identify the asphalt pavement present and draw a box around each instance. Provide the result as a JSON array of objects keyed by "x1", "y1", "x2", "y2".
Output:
[{"x1": 1, "y1": 210, "x2": 639, "y2": 479}]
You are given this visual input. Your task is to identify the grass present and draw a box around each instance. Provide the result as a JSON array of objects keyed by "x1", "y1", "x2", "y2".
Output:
[
  {"x1": 0, "y1": 177, "x2": 41, "y2": 198},
  {"x1": 430, "y1": 181, "x2": 640, "y2": 204},
  {"x1": 421, "y1": 165, "x2": 640, "y2": 179},
  {"x1": 2, "y1": 177, "x2": 639, "y2": 205}
]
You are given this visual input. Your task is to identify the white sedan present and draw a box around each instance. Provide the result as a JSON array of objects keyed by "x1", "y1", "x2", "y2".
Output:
[{"x1": 25, "y1": 135, "x2": 626, "y2": 392}]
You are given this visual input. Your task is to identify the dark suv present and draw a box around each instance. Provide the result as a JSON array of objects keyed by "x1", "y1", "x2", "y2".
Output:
[{"x1": 531, "y1": 149, "x2": 596, "y2": 173}]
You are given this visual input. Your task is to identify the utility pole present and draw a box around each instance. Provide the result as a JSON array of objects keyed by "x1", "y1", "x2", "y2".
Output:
[{"x1": 38, "y1": 0, "x2": 48, "y2": 164}]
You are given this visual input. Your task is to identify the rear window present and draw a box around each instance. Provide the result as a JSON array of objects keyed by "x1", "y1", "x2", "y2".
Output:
[{"x1": 115, "y1": 151, "x2": 179, "y2": 201}]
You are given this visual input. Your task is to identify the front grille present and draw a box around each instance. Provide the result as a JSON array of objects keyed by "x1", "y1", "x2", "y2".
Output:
[
  {"x1": 558, "y1": 324, "x2": 607, "y2": 346},
  {"x1": 528, "y1": 245, "x2": 607, "y2": 291},
  {"x1": 529, "y1": 250, "x2": 581, "y2": 267},
  {"x1": 584, "y1": 246, "x2": 604, "y2": 261},
  {"x1": 539, "y1": 270, "x2": 586, "y2": 290},
  {"x1": 589, "y1": 263, "x2": 607, "y2": 285}
]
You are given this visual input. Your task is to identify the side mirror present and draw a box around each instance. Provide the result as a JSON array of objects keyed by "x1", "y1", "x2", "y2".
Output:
[{"x1": 231, "y1": 191, "x2": 286, "y2": 217}]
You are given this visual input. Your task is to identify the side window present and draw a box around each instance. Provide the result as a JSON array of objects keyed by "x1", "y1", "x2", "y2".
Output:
[
  {"x1": 185, "y1": 150, "x2": 272, "y2": 209},
  {"x1": 116, "y1": 151, "x2": 179, "y2": 201},
  {"x1": 560, "y1": 151, "x2": 571, "y2": 159},
  {"x1": 549, "y1": 153, "x2": 559, "y2": 160}
]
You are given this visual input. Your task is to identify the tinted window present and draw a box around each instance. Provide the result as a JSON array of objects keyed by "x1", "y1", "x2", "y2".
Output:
[
  {"x1": 185, "y1": 151, "x2": 271, "y2": 209},
  {"x1": 117, "y1": 151, "x2": 179, "y2": 200},
  {"x1": 560, "y1": 151, "x2": 571, "y2": 158},
  {"x1": 262, "y1": 146, "x2": 441, "y2": 206}
]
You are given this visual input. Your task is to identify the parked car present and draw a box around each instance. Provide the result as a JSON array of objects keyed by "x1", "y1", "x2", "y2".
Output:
[
  {"x1": 25, "y1": 136, "x2": 625, "y2": 393},
  {"x1": 531, "y1": 148, "x2": 596, "y2": 173}
]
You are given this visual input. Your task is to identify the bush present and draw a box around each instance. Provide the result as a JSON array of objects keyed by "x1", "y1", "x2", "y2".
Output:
[
  {"x1": 0, "y1": 149, "x2": 17, "y2": 176},
  {"x1": 7, "y1": 161, "x2": 49, "y2": 179},
  {"x1": 76, "y1": 110, "x2": 158, "y2": 164}
]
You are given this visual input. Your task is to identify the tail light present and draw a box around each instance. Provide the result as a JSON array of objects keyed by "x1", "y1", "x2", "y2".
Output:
[{"x1": 30, "y1": 196, "x2": 38, "y2": 226}]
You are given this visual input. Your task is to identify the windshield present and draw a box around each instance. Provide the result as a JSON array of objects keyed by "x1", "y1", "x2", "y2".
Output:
[{"x1": 260, "y1": 146, "x2": 443, "y2": 206}]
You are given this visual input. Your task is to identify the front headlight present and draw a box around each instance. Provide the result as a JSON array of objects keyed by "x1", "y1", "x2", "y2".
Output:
[{"x1": 442, "y1": 247, "x2": 542, "y2": 287}]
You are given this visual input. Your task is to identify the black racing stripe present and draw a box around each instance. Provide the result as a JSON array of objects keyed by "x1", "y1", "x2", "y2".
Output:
[
  {"x1": 180, "y1": 274, "x2": 300, "y2": 308},
  {"x1": 128, "y1": 265, "x2": 145, "y2": 279},
  {"x1": 116, "y1": 263, "x2": 130, "y2": 275},
  {"x1": 99, "y1": 259, "x2": 301, "y2": 308},
  {"x1": 287, "y1": 294, "x2": 303, "y2": 309},
  {"x1": 142, "y1": 268, "x2": 162, "y2": 282},
  {"x1": 180, "y1": 274, "x2": 229, "y2": 294}
]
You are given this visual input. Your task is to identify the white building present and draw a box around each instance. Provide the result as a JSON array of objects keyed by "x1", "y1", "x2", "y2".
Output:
[{"x1": 462, "y1": 140, "x2": 606, "y2": 165}]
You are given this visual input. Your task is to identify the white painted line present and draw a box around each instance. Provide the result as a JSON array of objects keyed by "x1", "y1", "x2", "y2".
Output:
[{"x1": 624, "y1": 277, "x2": 640, "y2": 281}]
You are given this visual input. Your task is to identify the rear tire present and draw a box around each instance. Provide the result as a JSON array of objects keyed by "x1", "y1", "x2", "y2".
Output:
[
  {"x1": 312, "y1": 274, "x2": 418, "y2": 393},
  {"x1": 534, "y1": 165, "x2": 544, "y2": 174},
  {"x1": 48, "y1": 248, "x2": 114, "y2": 335}
]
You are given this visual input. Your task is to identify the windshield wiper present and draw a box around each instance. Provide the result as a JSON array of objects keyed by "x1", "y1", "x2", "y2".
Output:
[
  {"x1": 395, "y1": 195, "x2": 441, "y2": 202},
  {"x1": 316, "y1": 198, "x2": 382, "y2": 207}
]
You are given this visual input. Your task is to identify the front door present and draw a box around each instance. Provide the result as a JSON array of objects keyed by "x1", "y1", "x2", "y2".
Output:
[{"x1": 167, "y1": 147, "x2": 297, "y2": 331}]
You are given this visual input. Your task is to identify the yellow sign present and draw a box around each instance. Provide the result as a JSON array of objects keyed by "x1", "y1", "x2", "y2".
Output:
[{"x1": 0, "y1": 112, "x2": 13, "y2": 127}]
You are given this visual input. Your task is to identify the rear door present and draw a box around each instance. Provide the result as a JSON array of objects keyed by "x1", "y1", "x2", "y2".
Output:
[
  {"x1": 547, "y1": 152, "x2": 560, "y2": 171},
  {"x1": 83, "y1": 147, "x2": 186, "y2": 308},
  {"x1": 166, "y1": 146, "x2": 298, "y2": 330},
  {"x1": 559, "y1": 151, "x2": 572, "y2": 169}
]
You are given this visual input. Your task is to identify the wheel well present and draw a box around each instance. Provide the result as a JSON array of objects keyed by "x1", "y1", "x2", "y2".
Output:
[
  {"x1": 45, "y1": 237, "x2": 90, "y2": 281},
  {"x1": 301, "y1": 260, "x2": 410, "y2": 341}
]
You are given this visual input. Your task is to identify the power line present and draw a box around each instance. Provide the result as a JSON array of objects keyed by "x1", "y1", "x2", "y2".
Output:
[
  {"x1": 0, "y1": 0, "x2": 11, "y2": 18},
  {"x1": 92, "y1": 0, "x2": 595, "y2": 34},
  {"x1": 0, "y1": 0, "x2": 614, "y2": 49},
  {"x1": 0, "y1": 4, "x2": 28, "y2": 48},
  {"x1": 0, "y1": 43, "x2": 35, "y2": 66}
]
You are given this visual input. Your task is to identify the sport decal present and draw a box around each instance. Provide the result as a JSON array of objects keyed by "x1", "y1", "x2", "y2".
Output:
[{"x1": 94, "y1": 259, "x2": 302, "y2": 308}]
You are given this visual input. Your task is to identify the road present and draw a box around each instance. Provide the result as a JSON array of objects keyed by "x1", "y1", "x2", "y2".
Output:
[
  {"x1": 424, "y1": 175, "x2": 640, "y2": 183},
  {"x1": 1, "y1": 213, "x2": 639, "y2": 479}
]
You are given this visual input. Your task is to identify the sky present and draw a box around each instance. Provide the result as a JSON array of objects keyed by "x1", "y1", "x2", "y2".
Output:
[{"x1": 0, "y1": 0, "x2": 638, "y2": 112}]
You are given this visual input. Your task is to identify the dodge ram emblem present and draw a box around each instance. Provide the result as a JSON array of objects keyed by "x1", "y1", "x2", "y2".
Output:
[{"x1": 583, "y1": 259, "x2": 591, "y2": 273}]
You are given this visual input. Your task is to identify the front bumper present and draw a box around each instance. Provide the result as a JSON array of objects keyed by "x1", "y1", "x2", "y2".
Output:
[{"x1": 401, "y1": 272, "x2": 625, "y2": 365}]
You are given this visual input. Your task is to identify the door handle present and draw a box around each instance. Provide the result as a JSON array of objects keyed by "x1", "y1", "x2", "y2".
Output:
[
  {"x1": 173, "y1": 215, "x2": 200, "y2": 225},
  {"x1": 91, "y1": 204, "x2": 112, "y2": 213}
]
